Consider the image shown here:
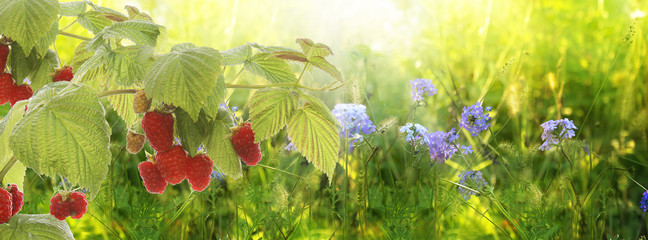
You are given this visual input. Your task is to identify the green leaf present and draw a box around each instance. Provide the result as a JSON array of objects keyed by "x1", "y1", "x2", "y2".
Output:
[
  {"x1": 204, "y1": 108, "x2": 242, "y2": 179},
  {"x1": 8, "y1": 43, "x2": 39, "y2": 83},
  {"x1": 77, "y1": 10, "x2": 113, "y2": 34},
  {"x1": 59, "y1": 1, "x2": 86, "y2": 16},
  {"x1": 249, "y1": 89, "x2": 298, "y2": 142},
  {"x1": 296, "y1": 38, "x2": 333, "y2": 58},
  {"x1": 72, "y1": 46, "x2": 108, "y2": 84},
  {"x1": 125, "y1": 5, "x2": 153, "y2": 21},
  {"x1": 0, "y1": 214, "x2": 74, "y2": 240},
  {"x1": 105, "y1": 45, "x2": 154, "y2": 86},
  {"x1": 308, "y1": 56, "x2": 343, "y2": 83},
  {"x1": 86, "y1": 2, "x2": 128, "y2": 22},
  {"x1": 29, "y1": 50, "x2": 58, "y2": 89},
  {"x1": 87, "y1": 20, "x2": 162, "y2": 50},
  {"x1": 221, "y1": 44, "x2": 252, "y2": 66},
  {"x1": 287, "y1": 94, "x2": 339, "y2": 182},
  {"x1": 203, "y1": 74, "x2": 227, "y2": 119},
  {"x1": 247, "y1": 42, "x2": 300, "y2": 53},
  {"x1": 71, "y1": 41, "x2": 93, "y2": 68},
  {"x1": 0, "y1": 0, "x2": 60, "y2": 56},
  {"x1": 144, "y1": 44, "x2": 222, "y2": 121},
  {"x1": 175, "y1": 108, "x2": 211, "y2": 157},
  {"x1": 32, "y1": 21, "x2": 58, "y2": 58},
  {"x1": 244, "y1": 53, "x2": 297, "y2": 83},
  {"x1": 105, "y1": 84, "x2": 137, "y2": 127},
  {"x1": 9, "y1": 82, "x2": 112, "y2": 200},
  {"x1": 0, "y1": 101, "x2": 29, "y2": 190},
  {"x1": 270, "y1": 51, "x2": 308, "y2": 62}
]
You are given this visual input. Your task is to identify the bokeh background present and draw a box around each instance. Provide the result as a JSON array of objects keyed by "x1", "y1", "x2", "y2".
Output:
[{"x1": 5, "y1": 0, "x2": 648, "y2": 239}]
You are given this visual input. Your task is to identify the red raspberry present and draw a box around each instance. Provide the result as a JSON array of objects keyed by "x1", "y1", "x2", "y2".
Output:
[
  {"x1": 0, "y1": 44, "x2": 8, "y2": 73},
  {"x1": 53, "y1": 66, "x2": 74, "y2": 82},
  {"x1": 231, "y1": 122, "x2": 262, "y2": 166},
  {"x1": 7, "y1": 184, "x2": 23, "y2": 216},
  {"x1": 9, "y1": 84, "x2": 33, "y2": 107},
  {"x1": 186, "y1": 154, "x2": 213, "y2": 192},
  {"x1": 49, "y1": 193, "x2": 72, "y2": 220},
  {"x1": 49, "y1": 191, "x2": 88, "y2": 220},
  {"x1": 133, "y1": 89, "x2": 152, "y2": 114},
  {"x1": 138, "y1": 161, "x2": 168, "y2": 194},
  {"x1": 155, "y1": 145, "x2": 188, "y2": 185},
  {"x1": 0, "y1": 73, "x2": 14, "y2": 104},
  {"x1": 0, "y1": 188, "x2": 12, "y2": 224},
  {"x1": 142, "y1": 111, "x2": 174, "y2": 152},
  {"x1": 68, "y1": 192, "x2": 88, "y2": 219}
]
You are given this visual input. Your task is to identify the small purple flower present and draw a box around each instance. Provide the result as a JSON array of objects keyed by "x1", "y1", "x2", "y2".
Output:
[
  {"x1": 211, "y1": 170, "x2": 225, "y2": 182},
  {"x1": 400, "y1": 123, "x2": 428, "y2": 144},
  {"x1": 641, "y1": 190, "x2": 648, "y2": 212},
  {"x1": 539, "y1": 118, "x2": 577, "y2": 151},
  {"x1": 458, "y1": 170, "x2": 488, "y2": 200},
  {"x1": 332, "y1": 104, "x2": 376, "y2": 153},
  {"x1": 460, "y1": 145, "x2": 473, "y2": 154},
  {"x1": 409, "y1": 78, "x2": 437, "y2": 101},
  {"x1": 584, "y1": 144, "x2": 590, "y2": 155},
  {"x1": 459, "y1": 102, "x2": 492, "y2": 136},
  {"x1": 285, "y1": 137, "x2": 297, "y2": 151},
  {"x1": 424, "y1": 128, "x2": 459, "y2": 163}
]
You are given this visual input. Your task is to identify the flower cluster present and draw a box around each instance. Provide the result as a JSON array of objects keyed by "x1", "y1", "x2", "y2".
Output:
[
  {"x1": 332, "y1": 103, "x2": 376, "y2": 152},
  {"x1": 409, "y1": 78, "x2": 437, "y2": 101},
  {"x1": 539, "y1": 118, "x2": 577, "y2": 151},
  {"x1": 641, "y1": 190, "x2": 648, "y2": 212},
  {"x1": 424, "y1": 128, "x2": 459, "y2": 163},
  {"x1": 457, "y1": 170, "x2": 488, "y2": 200},
  {"x1": 400, "y1": 123, "x2": 428, "y2": 144},
  {"x1": 459, "y1": 102, "x2": 492, "y2": 136}
]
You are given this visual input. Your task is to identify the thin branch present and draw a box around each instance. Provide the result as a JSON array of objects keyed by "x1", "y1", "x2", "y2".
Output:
[
  {"x1": 58, "y1": 30, "x2": 92, "y2": 41},
  {"x1": 97, "y1": 89, "x2": 137, "y2": 98},
  {"x1": 0, "y1": 156, "x2": 18, "y2": 183}
]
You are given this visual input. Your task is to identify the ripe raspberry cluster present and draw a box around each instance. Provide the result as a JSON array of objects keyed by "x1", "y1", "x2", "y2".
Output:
[
  {"x1": 0, "y1": 184, "x2": 24, "y2": 224},
  {"x1": 1, "y1": 44, "x2": 32, "y2": 108},
  {"x1": 0, "y1": 73, "x2": 33, "y2": 107},
  {"x1": 137, "y1": 106, "x2": 214, "y2": 193},
  {"x1": 49, "y1": 191, "x2": 88, "y2": 220},
  {"x1": 231, "y1": 122, "x2": 262, "y2": 166},
  {"x1": 138, "y1": 148, "x2": 215, "y2": 193}
]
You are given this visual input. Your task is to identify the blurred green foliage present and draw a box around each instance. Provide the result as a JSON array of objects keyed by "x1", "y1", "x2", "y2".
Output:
[{"x1": 4, "y1": 0, "x2": 648, "y2": 239}]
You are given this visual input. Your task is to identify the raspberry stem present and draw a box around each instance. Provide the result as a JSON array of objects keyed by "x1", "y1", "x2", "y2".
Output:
[
  {"x1": 58, "y1": 30, "x2": 92, "y2": 41},
  {"x1": 0, "y1": 156, "x2": 17, "y2": 183},
  {"x1": 98, "y1": 89, "x2": 138, "y2": 98}
]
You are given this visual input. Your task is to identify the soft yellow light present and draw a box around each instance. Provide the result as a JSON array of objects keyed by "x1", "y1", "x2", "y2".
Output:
[{"x1": 631, "y1": 9, "x2": 646, "y2": 19}]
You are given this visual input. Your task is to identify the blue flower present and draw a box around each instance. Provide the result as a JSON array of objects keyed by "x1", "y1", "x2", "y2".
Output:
[
  {"x1": 285, "y1": 137, "x2": 297, "y2": 151},
  {"x1": 211, "y1": 170, "x2": 225, "y2": 182},
  {"x1": 332, "y1": 104, "x2": 376, "y2": 152},
  {"x1": 400, "y1": 123, "x2": 428, "y2": 144},
  {"x1": 458, "y1": 170, "x2": 488, "y2": 200},
  {"x1": 539, "y1": 118, "x2": 577, "y2": 151},
  {"x1": 424, "y1": 128, "x2": 459, "y2": 163},
  {"x1": 460, "y1": 145, "x2": 473, "y2": 154},
  {"x1": 409, "y1": 78, "x2": 437, "y2": 101},
  {"x1": 641, "y1": 190, "x2": 648, "y2": 212},
  {"x1": 459, "y1": 102, "x2": 492, "y2": 136}
]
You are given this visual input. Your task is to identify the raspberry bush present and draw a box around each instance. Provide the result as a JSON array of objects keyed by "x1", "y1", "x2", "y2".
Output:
[{"x1": 0, "y1": 1, "x2": 342, "y2": 237}]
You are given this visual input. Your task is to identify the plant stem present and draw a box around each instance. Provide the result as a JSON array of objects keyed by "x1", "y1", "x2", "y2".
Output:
[
  {"x1": 97, "y1": 89, "x2": 138, "y2": 98},
  {"x1": 294, "y1": 62, "x2": 310, "y2": 86},
  {"x1": 0, "y1": 156, "x2": 18, "y2": 183},
  {"x1": 58, "y1": 30, "x2": 92, "y2": 41},
  {"x1": 560, "y1": 145, "x2": 573, "y2": 169}
]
